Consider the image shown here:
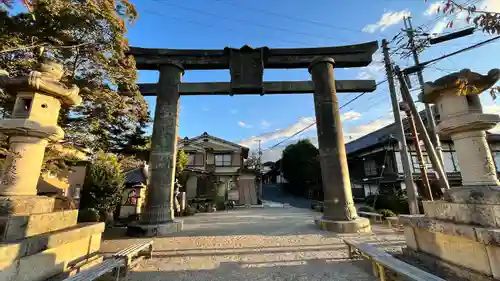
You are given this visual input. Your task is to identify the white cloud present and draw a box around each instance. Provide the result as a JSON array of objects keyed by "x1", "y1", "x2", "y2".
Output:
[
  {"x1": 260, "y1": 120, "x2": 271, "y2": 129},
  {"x1": 481, "y1": 0, "x2": 500, "y2": 13},
  {"x1": 238, "y1": 117, "x2": 316, "y2": 147},
  {"x1": 424, "y1": 2, "x2": 443, "y2": 16},
  {"x1": 342, "y1": 111, "x2": 362, "y2": 121},
  {"x1": 484, "y1": 104, "x2": 500, "y2": 133},
  {"x1": 229, "y1": 109, "x2": 237, "y2": 114},
  {"x1": 239, "y1": 111, "x2": 363, "y2": 148},
  {"x1": 238, "y1": 121, "x2": 252, "y2": 128},
  {"x1": 363, "y1": 10, "x2": 411, "y2": 33},
  {"x1": 357, "y1": 51, "x2": 385, "y2": 80},
  {"x1": 430, "y1": 18, "x2": 449, "y2": 35},
  {"x1": 344, "y1": 118, "x2": 393, "y2": 141},
  {"x1": 202, "y1": 106, "x2": 210, "y2": 112},
  {"x1": 257, "y1": 113, "x2": 392, "y2": 162}
]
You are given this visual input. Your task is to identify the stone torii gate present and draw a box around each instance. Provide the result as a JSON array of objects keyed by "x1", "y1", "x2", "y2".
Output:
[{"x1": 128, "y1": 42, "x2": 378, "y2": 236}]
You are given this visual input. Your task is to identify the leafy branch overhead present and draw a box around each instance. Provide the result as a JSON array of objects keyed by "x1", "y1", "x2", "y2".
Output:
[
  {"x1": 0, "y1": 0, "x2": 150, "y2": 153},
  {"x1": 426, "y1": 0, "x2": 500, "y2": 34}
]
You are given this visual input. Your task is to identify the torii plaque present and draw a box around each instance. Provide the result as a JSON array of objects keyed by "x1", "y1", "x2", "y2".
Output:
[{"x1": 128, "y1": 42, "x2": 379, "y2": 236}]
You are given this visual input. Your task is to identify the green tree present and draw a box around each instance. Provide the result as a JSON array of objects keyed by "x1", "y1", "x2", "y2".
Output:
[
  {"x1": 79, "y1": 151, "x2": 125, "y2": 220},
  {"x1": 176, "y1": 149, "x2": 188, "y2": 176},
  {"x1": 0, "y1": 0, "x2": 149, "y2": 152},
  {"x1": 281, "y1": 139, "x2": 321, "y2": 195}
]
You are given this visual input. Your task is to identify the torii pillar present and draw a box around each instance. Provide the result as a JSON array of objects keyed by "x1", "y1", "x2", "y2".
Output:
[
  {"x1": 127, "y1": 63, "x2": 184, "y2": 236},
  {"x1": 309, "y1": 57, "x2": 371, "y2": 233}
]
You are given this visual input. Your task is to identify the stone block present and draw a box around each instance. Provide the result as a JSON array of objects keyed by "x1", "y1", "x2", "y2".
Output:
[
  {"x1": 402, "y1": 247, "x2": 495, "y2": 281},
  {"x1": 16, "y1": 233, "x2": 102, "y2": 281},
  {"x1": 475, "y1": 228, "x2": 500, "y2": 245},
  {"x1": 0, "y1": 222, "x2": 105, "y2": 263},
  {"x1": 0, "y1": 196, "x2": 56, "y2": 215},
  {"x1": 486, "y1": 245, "x2": 500, "y2": 279},
  {"x1": 412, "y1": 226, "x2": 492, "y2": 276},
  {"x1": 404, "y1": 226, "x2": 418, "y2": 250},
  {"x1": 0, "y1": 259, "x2": 19, "y2": 281},
  {"x1": 445, "y1": 186, "x2": 500, "y2": 204},
  {"x1": 314, "y1": 217, "x2": 371, "y2": 233},
  {"x1": 423, "y1": 200, "x2": 500, "y2": 228},
  {"x1": 127, "y1": 220, "x2": 183, "y2": 237},
  {"x1": 0, "y1": 210, "x2": 78, "y2": 242}
]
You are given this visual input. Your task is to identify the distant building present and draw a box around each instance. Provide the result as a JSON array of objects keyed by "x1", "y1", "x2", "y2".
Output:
[
  {"x1": 346, "y1": 109, "x2": 500, "y2": 199},
  {"x1": 121, "y1": 132, "x2": 260, "y2": 218},
  {"x1": 179, "y1": 132, "x2": 259, "y2": 205},
  {"x1": 36, "y1": 141, "x2": 90, "y2": 207}
]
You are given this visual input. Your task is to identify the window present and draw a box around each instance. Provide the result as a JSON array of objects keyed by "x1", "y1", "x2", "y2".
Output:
[
  {"x1": 364, "y1": 160, "x2": 377, "y2": 176},
  {"x1": 215, "y1": 154, "x2": 232, "y2": 166},
  {"x1": 493, "y1": 152, "x2": 500, "y2": 172},
  {"x1": 187, "y1": 153, "x2": 195, "y2": 166}
]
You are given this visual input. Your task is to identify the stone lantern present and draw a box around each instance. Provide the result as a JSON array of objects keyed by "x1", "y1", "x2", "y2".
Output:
[
  {"x1": 401, "y1": 68, "x2": 500, "y2": 280},
  {"x1": 420, "y1": 68, "x2": 500, "y2": 189},
  {"x1": 0, "y1": 60, "x2": 81, "y2": 197},
  {"x1": 0, "y1": 61, "x2": 105, "y2": 281}
]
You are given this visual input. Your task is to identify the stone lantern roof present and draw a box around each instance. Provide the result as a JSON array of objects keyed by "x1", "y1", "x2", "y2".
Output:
[
  {"x1": 0, "y1": 60, "x2": 82, "y2": 106},
  {"x1": 420, "y1": 68, "x2": 500, "y2": 104}
]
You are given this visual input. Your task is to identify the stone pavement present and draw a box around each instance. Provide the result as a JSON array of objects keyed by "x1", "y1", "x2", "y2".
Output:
[{"x1": 101, "y1": 207, "x2": 406, "y2": 281}]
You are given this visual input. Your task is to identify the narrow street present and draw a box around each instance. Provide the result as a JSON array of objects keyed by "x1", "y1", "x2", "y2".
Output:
[{"x1": 261, "y1": 183, "x2": 316, "y2": 209}]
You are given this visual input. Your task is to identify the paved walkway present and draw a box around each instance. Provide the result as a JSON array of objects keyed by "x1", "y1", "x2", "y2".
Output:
[{"x1": 101, "y1": 207, "x2": 406, "y2": 281}]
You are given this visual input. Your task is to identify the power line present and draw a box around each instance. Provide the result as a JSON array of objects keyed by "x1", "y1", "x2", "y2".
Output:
[
  {"x1": 211, "y1": 0, "x2": 366, "y2": 34},
  {"x1": 141, "y1": 9, "x2": 315, "y2": 47},
  {"x1": 148, "y1": 0, "x2": 357, "y2": 44},
  {"x1": 405, "y1": 34, "x2": 500, "y2": 74},
  {"x1": 264, "y1": 79, "x2": 388, "y2": 151}
]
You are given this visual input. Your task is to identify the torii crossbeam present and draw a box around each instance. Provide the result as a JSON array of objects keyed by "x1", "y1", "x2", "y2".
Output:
[{"x1": 128, "y1": 42, "x2": 379, "y2": 237}]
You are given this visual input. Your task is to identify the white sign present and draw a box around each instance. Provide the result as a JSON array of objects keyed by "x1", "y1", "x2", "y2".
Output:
[{"x1": 228, "y1": 190, "x2": 239, "y2": 201}]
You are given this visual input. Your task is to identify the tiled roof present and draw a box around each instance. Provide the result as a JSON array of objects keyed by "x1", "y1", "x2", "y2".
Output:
[{"x1": 125, "y1": 167, "x2": 147, "y2": 184}]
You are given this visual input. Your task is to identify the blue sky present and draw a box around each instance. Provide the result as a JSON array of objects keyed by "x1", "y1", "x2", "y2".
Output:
[{"x1": 43, "y1": 0, "x2": 500, "y2": 160}]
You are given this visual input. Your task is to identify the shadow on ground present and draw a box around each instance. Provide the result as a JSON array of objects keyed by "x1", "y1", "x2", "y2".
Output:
[{"x1": 123, "y1": 258, "x2": 377, "y2": 281}]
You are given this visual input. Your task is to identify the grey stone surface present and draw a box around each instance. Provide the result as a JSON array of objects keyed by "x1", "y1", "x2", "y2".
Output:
[
  {"x1": 0, "y1": 209, "x2": 78, "y2": 242},
  {"x1": 0, "y1": 196, "x2": 56, "y2": 215},
  {"x1": 401, "y1": 247, "x2": 495, "y2": 281},
  {"x1": 140, "y1": 63, "x2": 183, "y2": 226},
  {"x1": 423, "y1": 200, "x2": 500, "y2": 228},
  {"x1": 315, "y1": 217, "x2": 371, "y2": 233},
  {"x1": 127, "y1": 220, "x2": 183, "y2": 237},
  {"x1": 309, "y1": 57, "x2": 358, "y2": 222},
  {"x1": 102, "y1": 207, "x2": 408, "y2": 281},
  {"x1": 401, "y1": 215, "x2": 500, "y2": 246},
  {"x1": 444, "y1": 186, "x2": 500, "y2": 204},
  {"x1": 0, "y1": 222, "x2": 104, "y2": 262}
]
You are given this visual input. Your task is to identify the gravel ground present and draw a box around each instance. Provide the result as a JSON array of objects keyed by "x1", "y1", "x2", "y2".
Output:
[{"x1": 101, "y1": 207, "x2": 406, "y2": 281}]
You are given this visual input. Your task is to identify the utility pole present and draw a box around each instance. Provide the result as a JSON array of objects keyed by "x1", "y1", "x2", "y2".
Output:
[
  {"x1": 403, "y1": 16, "x2": 444, "y2": 166},
  {"x1": 400, "y1": 101, "x2": 433, "y2": 201},
  {"x1": 382, "y1": 39, "x2": 419, "y2": 214},
  {"x1": 257, "y1": 140, "x2": 263, "y2": 201},
  {"x1": 395, "y1": 65, "x2": 450, "y2": 191}
]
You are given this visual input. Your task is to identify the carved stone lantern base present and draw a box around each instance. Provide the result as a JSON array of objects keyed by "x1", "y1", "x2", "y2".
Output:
[{"x1": 399, "y1": 68, "x2": 500, "y2": 281}]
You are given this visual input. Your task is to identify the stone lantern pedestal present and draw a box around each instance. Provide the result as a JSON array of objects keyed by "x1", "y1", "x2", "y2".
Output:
[
  {"x1": 400, "y1": 69, "x2": 500, "y2": 281},
  {"x1": 0, "y1": 61, "x2": 104, "y2": 281}
]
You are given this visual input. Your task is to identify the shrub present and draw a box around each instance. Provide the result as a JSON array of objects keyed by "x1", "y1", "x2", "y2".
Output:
[
  {"x1": 358, "y1": 205, "x2": 376, "y2": 213},
  {"x1": 378, "y1": 209, "x2": 396, "y2": 218},
  {"x1": 185, "y1": 206, "x2": 197, "y2": 216},
  {"x1": 78, "y1": 208, "x2": 100, "y2": 222},
  {"x1": 364, "y1": 193, "x2": 410, "y2": 214},
  {"x1": 79, "y1": 151, "x2": 125, "y2": 219}
]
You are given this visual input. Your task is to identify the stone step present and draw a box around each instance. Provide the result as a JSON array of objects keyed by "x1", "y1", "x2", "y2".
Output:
[{"x1": 0, "y1": 222, "x2": 104, "y2": 281}]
